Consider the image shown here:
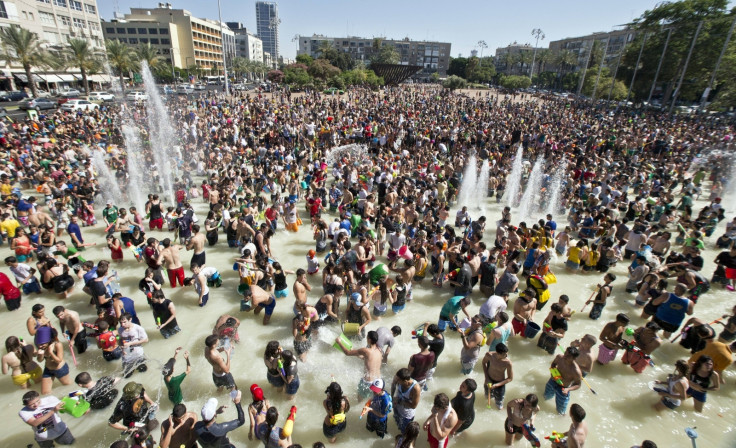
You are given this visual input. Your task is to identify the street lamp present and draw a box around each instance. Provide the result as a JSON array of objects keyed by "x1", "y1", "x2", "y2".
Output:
[
  {"x1": 477, "y1": 40, "x2": 487, "y2": 66},
  {"x1": 217, "y1": 0, "x2": 230, "y2": 93},
  {"x1": 169, "y1": 48, "x2": 177, "y2": 89},
  {"x1": 529, "y1": 28, "x2": 545, "y2": 80}
]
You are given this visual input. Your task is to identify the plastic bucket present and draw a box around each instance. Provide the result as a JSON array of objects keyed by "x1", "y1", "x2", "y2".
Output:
[
  {"x1": 343, "y1": 322, "x2": 360, "y2": 336},
  {"x1": 333, "y1": 333, "x2": 354, "y2": 351},
  {"x1": 524, "y1": 321, "x2": 541, "y2": 339},
  {"x1": 60, "y1": 396, "x2": 90, "y2": 418},
  {"x1": 398, "y1": 245, "x2": 413, "y2": 260}
]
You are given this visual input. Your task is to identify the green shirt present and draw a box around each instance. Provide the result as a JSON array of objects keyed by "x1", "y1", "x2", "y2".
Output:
[
  {"x1": 102, "y1": 206, "x2": 119, "y2": 224},
  {"x1": 54, "y1": 247, "x2": 86, "y2": 264},
  {"x1": 440, "y1": 296, "x2": 465, "y2": 318},
  {"x1": 165, "y1": 372, "x2": 187, "y2": 404}
]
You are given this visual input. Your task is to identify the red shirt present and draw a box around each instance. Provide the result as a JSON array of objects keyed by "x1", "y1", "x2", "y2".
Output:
[{"x1": 0, "y1": 272, "x2": 20, "y2": 300}]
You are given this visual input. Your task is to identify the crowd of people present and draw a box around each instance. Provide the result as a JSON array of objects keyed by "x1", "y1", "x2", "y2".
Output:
[{"x1": 0, "y1": 82, "x2": 735, "y2": 448}]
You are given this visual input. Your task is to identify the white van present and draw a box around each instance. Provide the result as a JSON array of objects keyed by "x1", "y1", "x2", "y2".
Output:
[{"x1": 176, "y1": 84, "x2": 194, "y2": 94}]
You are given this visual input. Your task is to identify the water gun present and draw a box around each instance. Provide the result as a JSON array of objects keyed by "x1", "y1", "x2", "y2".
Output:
[
  {"x1": 359, "y1": 399, "x2": 372, "y2": 419},
  {"x1": 277, "y1": 359, "x2": 286, "y2": 377},
  {"x1": 126, "y1": 242, "x2": 142, "y2": 261},
  {"x1": 411, "y1": 324, "x2": 425, "y2": 339},
  {"x1": 623, "y1": 340, "x2": 655, "y2": 366},
  {"x1": 550, "y1": 367, "x2": 564, "y2": 386},
  {"x1": 282, "y1": 406, "x2": 297, "y2": 437},
  {"x1": 625, "y1": 327, "x2": 635, "y2": 336},
  {"x1": 299, "y1": 318, "x2": 311, "y2": 334},
  {"x1": 543, "y1": 322, "x2": 552, "y2": 332},
  {"x1": 483, "y1": 321, "x2": 498, "y2": 334},
  {"x1": 545, "y1": 431, "x2": 565, "y2": 443},
  {"x1": 522, "y1": 423, "x2": 541, "y2": 447},
  {"x1": 156, "y1": 317, "x2": 161, "y2": 328},
  {"x1": 81, "y1": 322, "x2": 99, "y2": 331}
]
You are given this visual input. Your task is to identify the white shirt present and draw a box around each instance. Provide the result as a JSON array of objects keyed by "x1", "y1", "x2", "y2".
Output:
[
  {"x1": 480, "y1": 295, "x2": 507, "y2": 319},
  {"x1": 19, "y1": 396, "x2": 68, "y2": 441}
]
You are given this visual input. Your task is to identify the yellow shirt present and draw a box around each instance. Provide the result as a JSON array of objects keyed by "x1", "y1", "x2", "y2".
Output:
[
  {"x1": 568, "y1": 246, "x2": 582, "y2": 264},
  {"x1": 0, "y1": 219, "x2": 20, "y2": 237}
]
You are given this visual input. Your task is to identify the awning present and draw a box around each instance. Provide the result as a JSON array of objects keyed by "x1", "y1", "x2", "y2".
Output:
[
  {"x1": 56, "y1": 74, "x2": 77, "y2": 82},
  {"x1": 13, "y1": 73, "x2": 43, "y2": 82},
  {"x1": 88, "y1": 74, "x2": 112, "y2": 83},
  {"x1": 38, "y1": 74, "x2": 62, "y2": 83}
]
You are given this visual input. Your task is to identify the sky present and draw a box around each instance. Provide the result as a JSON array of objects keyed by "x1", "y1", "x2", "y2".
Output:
[{"x1": 101, "y1": 0, "x2": 688, "y2": 59}]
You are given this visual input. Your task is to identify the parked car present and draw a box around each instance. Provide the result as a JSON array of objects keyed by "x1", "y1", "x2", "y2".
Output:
[
  {"x1": 125, "y1": 91, "x2": 148, "y2": 102},
  {"x1": 0, "y1": 91, "x2": 29, "y2": 102},
  {"x1": 18, "y1": 97, "x2": 57, "y2": 111},
  {"x1": 58, "y1": 89, "x2": 81, "y2": 98},
  {"x1": 323, "y1": 87, "x2": 344, "y2": 95},
  {"x1": 87, "y1": 91, "x2": 115, "y2": 102},
  {"x1": 176, "y1": 84, "x2": 194, "y2": 95},
  {"x1": 159, "y1": 86, "x2": 175, "y2": 95},
  {"x1": 194, "y1": 83, "x2": 206, "y2": 91},
  {"x1": 61, "y1": 99, "x2": 99, "y2": 112},
  {"x1": 34, "y1": 89, "x2": 52, "y2": 98}
]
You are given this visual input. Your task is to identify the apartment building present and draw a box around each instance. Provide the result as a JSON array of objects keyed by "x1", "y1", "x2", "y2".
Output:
[{"x1": 548, "y1": 28, "x2": 637, "y2": 72}]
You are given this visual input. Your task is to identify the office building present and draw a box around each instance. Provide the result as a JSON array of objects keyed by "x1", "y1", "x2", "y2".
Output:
[
  {"x1": 102, "y1": 3, "x2": 235, "y2": 71},
  {"x1": 548, "y1": 28, "x2": 637, "y2": 72},
  {"x1": 297, "y1": 35, "x2": 451, "y2": 76},
  {"x1": 0, "y1": 0, "x2": 106, "y2": 89},
  {"x1": 494, "y1": 42, "x2": 544, "y2": 75},
  {"x1": 255, "y1": 1, "x2": 278, "y2": 66},
  {"x1": 227, "y1": 22, "x2": 264, "y2": 63}
]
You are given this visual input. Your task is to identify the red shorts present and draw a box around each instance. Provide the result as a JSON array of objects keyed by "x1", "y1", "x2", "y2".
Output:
[
  {"x1": 149, "y1": 218, "x2": 163, "y2": 230},
  {"x1": 168, "y1": 266, "x2": 185, "y2": 287},
  {"x1": 428, "y1": 432, "x2": 449, "y2": 448},
  {"x1": 512, "y1": 318, "x2": 526, "y2": 336},
  {"x1": 726, "y1": 267, "x2": 736, "y2": 280}
]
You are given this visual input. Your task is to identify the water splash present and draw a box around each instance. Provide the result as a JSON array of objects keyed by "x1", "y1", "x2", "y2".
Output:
[
  {"x1": 90, "y1": 149, "x2": 124, "y2": 205},
  {"x1": 326, "y1": 143, "x2": 367, "y2": 167},
  {"x1": 519, "y1": 156, "x2": 546, "y2": 222},
  {"x1": 504, "y1": 144, "x2": 524, "y2": 208},
  {"x1": 477, "y1": 158, "x2": 490, "y2": 216},
  {"x1": 140, "y1": 61, "x2": 179, "y2": 205},
  {"x1": 545, "y1": 158, "x2": 569, "y2": 217},
  {"x1": 121, "y1": 123, "x2": 148, "y2": 211},
  {"x1": 456, "y1": 153, "x2": 479, "y2": 209}
]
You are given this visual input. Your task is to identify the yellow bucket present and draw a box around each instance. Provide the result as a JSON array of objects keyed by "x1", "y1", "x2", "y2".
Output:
[{"x1": 343, "y1": 322, "x2": 361, "y2": 336}]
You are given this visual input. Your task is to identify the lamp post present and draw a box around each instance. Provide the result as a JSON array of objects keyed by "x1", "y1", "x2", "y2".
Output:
[
  {"x1": 701, "y1": 14, "x2": 736, "y2": 108},
  {"x1": 216, "y1": 0, "x2": 229, "y2": 94},
  {"x1": 169, "y1": 48, "x2": 177, "y2": 89},
  {"x1": 529, "y1": 28, "x2": 545, "y2": 80},
  {"x1": 477, "y1": 40, "x2": 487, "y2": 66},
  {"x1": 668, "y1": 20, "x2": 703, "y2": 115}
]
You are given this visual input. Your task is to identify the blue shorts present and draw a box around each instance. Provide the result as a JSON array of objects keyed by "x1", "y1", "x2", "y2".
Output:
[
  {"x1": 565, "y1": 260, "x2": 580, "y2": 270},
  {"x1": 285, "y1": 376, "x2": 300, "y2": 395},
  {"x1": 267, "y1": 371, "x2": 285, "y2": 387},
  {"x1": 199, "y1": 292, "x2": 209, "y2": 307},
  {"x1": 43, "y1": 363, "x2": 70, "y2": 379},
  {"x1": 687, "y1": 387, "x2": 707, "y2": 403},
  {"x1": 263, "y1": 298, "x2": 276, "y2": 316},
  {"x1": 22, "y1": 278, "x2": 42, "y2": 294},
  {"x1": 392, "y1": 304, "x2": 406, "y2": 314},
  {"x1": 275, "y1": 288, "x2": 288, "y2": 298},
  {"x1": 544, "y1": 378, "x2": 570, "y2": 414},
  {"x1": 437, "y1": 316, "x2": 456, "y2": 332}
]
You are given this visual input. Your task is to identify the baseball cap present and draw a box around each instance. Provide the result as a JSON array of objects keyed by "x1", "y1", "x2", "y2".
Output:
[
  {"x1": 351, "y1": 292, "x2": 362, "y2": 306},
  {"x1": 369, "y1": 379, "x2": 384, "y2": 394},
  {"x1": 201, "y1": 397, "x2": 218, "y2": 420},
  {"x1": 123, "y1": 382, "x2": 143, "y2": 399},
  {"x1": 250, "y1": 384, "x2": 265, "y2": 401}
]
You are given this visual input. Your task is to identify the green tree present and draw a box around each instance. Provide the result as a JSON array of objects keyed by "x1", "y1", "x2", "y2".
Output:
[
  {"x1": 267, "y1": 69, "x2": 284, "y2": 83},
  {"x1": 370, "y1": 39, "x2": 400, "y2": 65},
  {"x1": 295, "y1": 54, "x2": 314, "y2": 66},
  {"x1": 515, "y1": 51, "x2": 533, "y2": 76},
  {"x1": 447, "y1": 57, "x2": 468, "y2": 77},
  {"x1": 230, "y1": 57, "x2": 249, "y2": 79},
  {"x1": 442, "y1": 75, "x2": 467, "y2": 91},
  {"x1": 0, "y1": 26, "x2": 49, "y2": 97},
  {"x1": 66, "y1": 38, "x2": 102, "y2": 95},
  {"x1": 308, "y1": 59, "x2": 340, "y2": 80},
  {"x1": 500, "y1": 74, "x2": 531, "y2": 89},
  {"x1": 136, "y1": 43, "x2": 164, "y2": 73},
  {"x1": 535, "y1": 49, "x2": 552, "y2": 75},
  {"x1": 284, "y1": 66, "x2": 311, "y2": 86},
  {"x1": 430, "y1": 72, "x2": 440, "y2": 82},
  {"x1": 106, "y1": 39, "x2": 139, "y2": 89}
]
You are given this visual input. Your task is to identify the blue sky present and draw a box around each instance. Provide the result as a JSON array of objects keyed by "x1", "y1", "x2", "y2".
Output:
[{"x1": 101, "y1": 0, "x2": 690, "y2": 58}]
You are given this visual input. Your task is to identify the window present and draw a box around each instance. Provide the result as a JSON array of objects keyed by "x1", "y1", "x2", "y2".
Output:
[
  {"x1": 161, "y1": 38, "x2": 170, "y2": 44},
  {"x1": 117, "y1": 37, "x2": 127, "y2": 43},
  {"x1": 139, "y1": 38, "x2": 148, "y2": 43},
  {"x1": 105, "y1": 27, "x2": 114, "y2": 34},
  {"x1": 70, "y1": 0, "x2": 82, "y2": 11},
  {"x1": 115, "y1": 27, "x2": 125, "y2": 34},
  {"x1": 28, "y1": 12, "x2": 34, "y2": 20},
  {"x1": 40, "y1": 11, "x2": 56, "y2": 24},
  {"x1": 137, "y1": 28, "x2": 147, "y2": 34},
  {"x1": 0, "y1": 2, "x2": 8, "y2": 19},
  {"x1": 148, "y1": 28, "x2": 157, "y2": 34},
  {"x1": 37, "y1": 0, "x2": 51, "y2": 3},
  {"x1": 88, "y1": 21, "x2": 99, "y2": 31},
  {"x1": 72, "y1": 17, "x2": 85, "y2": 28},
  {"x1": 58, "y1": 15, "x2": 71, "y2": 26},
  {"x1": 128, "y1": 37, "x2": 137, "y2": 44},
  {"x1": 149, "y1": 38, "x2": 159, "y2": 44},
  {"x1": 22, "y1": 11, "x2": 28, "y2": 20},
  {"x1": 54, "y1": 0, "x2": 67, "y2": 7},
  {"x1": 159, "y1": 28, "x2": 168, "y2": 34},
  {"x1": 43, "y1": 31, "x2": 59, "y2": 44},
  {"x1": 127, "y1": 28, "x2": 136, "y2": 34},
  {"x1": 84, "y1": 3, "x2": 95, "y2": 14}
]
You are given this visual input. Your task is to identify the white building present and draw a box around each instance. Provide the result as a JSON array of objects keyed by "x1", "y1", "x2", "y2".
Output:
[{"x1": 227, "y1": 23, "x2": 264, "y2": 64}]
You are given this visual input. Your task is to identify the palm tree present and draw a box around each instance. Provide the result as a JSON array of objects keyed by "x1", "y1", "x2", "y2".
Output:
[
  {"x1": 231, "y1": 57, "x2": 249, "y2": 80},
  {"x1": 0, "y1": 26, "x2": 48, "y2": 97},
  {"x1": 555, "y1": 49, "x2": 577, "y2": 77},
  {"x1": 517, "y1": 51, "x2": 533, "y2": 76},
  {"x1": 503, "y1": 52, "x2": 514, "y2": 73},
  {"x1": 105, "y1": 39, "x2": 138, "y2": 89},
  {"x1": 136, "y1": 43, "x2": 164, "y2": 74},
  {"x1": 536, "y1": 49, "x2": 552, "y2": 74},
  {"x1": 67, "y1": 38, "x2": 102, "y2": 95}
]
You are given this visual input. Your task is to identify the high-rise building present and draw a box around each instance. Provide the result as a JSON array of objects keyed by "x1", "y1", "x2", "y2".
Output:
[
  {"x1": 227, "y1": 23, "x2": 264, "y2": 64},
  {"x1": 297, "y1": 35, "x2": 452, "y2": 77},
  {"x1": 0, "y1": 0, "x2": 107, "y2": 90},
  {"x1": 255, "y1": 1, "x2": 278, "y2": 66},
  {"x1": 102, "y1": 4, "x2": 235, "y2": 72}
]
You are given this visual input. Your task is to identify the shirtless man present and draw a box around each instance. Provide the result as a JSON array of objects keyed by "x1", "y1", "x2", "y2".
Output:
[
  {"x1": 505, "y1": 394, "x2": 539, "y2": 446},
  {"x1": 242, "y1": 284, "x2": 276, "y2": 325},
  {"x1": 423, "y1": 393, "x2": 458, "y2": 448},
  {"x1": 482, "y1": 343, "x2": 513, "y2": 409},
  {"x1": 292, "y1": 269, "x2": 311, "y2": 314},
  {"x1": 186, "y1": 224, "x2": 206, "y2": 268},
  {"x1": 52, "y1": 306, "x2": 87, "y2": 354},
  {"x1": 160, "y1": 403, "x2": 199, "y2": 448},
  {"x1": 544, "y1": 346, "x2": 582, "y2": 415},
  {"x1": 159, "y1": 238, "x2": 185, "y2": 288},
  {"x1": 597, "y1": 313, "x2": 629, "y2": 365},
  {"x1": 335, "y1": 330, "x2": 382, "y2": 401},
  {"x1": 208, "y1": 189, "x2": 220, "y2": 210},
  {"x1": 204, "y1": 334, "x2": 235, "y2": 391},
  {"x1": 570, "y1": 334, "x2": 597, "y2": 377},
  {"x1": 552, "y1": 403, "x2": 588, "y2": 448},
  {"x1": 512, "y1": 289, "x2": 537, "y2": 337},
  {"x1": 389, "y1": 258, "x2": 415, "y2": 300}
]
